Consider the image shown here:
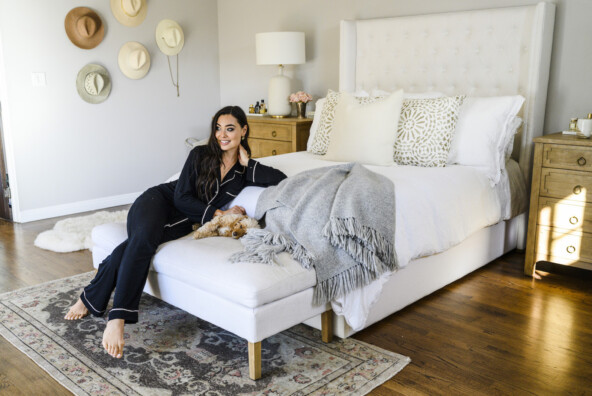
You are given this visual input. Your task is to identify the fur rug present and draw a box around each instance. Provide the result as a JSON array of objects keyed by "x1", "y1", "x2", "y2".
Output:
[{"x1": 34, "y1": 210, "x2": 128, "y2": 253}]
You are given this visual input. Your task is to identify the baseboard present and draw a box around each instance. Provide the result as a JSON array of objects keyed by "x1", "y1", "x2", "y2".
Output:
[{"x1": 16, "y1": 192, "x2": 140, "y2": 223}]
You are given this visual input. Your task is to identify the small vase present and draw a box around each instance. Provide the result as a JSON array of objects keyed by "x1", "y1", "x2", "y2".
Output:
[{"x1": 296, "y1": 102, "x2": 307, "y2": 118}]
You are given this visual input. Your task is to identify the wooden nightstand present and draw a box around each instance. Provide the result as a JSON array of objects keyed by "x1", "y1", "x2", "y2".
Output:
[
  {"x1": 525, "y1": 132, "x2": 592, "y2": 275},
  {"x1": 247, "y1": 116, "x2": 312, "y2": 158}
]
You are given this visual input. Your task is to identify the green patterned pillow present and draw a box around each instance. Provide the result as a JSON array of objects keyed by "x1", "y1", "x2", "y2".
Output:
[{"x1": 394, "y1": 95, "x2": 465, "y2": 167}]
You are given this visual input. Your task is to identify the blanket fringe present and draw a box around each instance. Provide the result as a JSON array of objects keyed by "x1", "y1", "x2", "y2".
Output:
[
  {"x1": 229, "y1": 229, "x2": 314, "y2": 268},
  {"x1": 322, "y1": 217, "x2": 396, "y2": 271},
  {"x1": 313, "y1": 263, "x2": 374, "y2": 305}
]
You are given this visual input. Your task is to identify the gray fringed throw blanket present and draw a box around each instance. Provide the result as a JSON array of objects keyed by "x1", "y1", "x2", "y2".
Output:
[{"x1": 230, "y1": 162, "x2": 397, "y2": 305}]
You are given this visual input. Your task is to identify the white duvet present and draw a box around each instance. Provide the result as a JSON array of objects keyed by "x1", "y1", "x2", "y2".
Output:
[{"x1": 229, "y1": 151, "x2": 512, "y2": 330}]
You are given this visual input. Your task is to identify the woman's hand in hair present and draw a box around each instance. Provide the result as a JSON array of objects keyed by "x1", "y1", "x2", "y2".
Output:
[
  {"x1": 214, "y1": 206, "x2": 246, "y2": 217},
  {"x1": 238, "y1": 144, "x2": 250, "y2": 167}
]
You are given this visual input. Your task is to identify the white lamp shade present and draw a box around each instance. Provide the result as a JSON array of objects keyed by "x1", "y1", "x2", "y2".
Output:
[{"x1": 256, "y1": 32, "x2": 305, "y2": 65}]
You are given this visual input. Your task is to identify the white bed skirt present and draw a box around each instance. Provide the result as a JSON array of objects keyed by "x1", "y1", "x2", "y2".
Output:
[{"x1": 304, "y1": 213, "x2": 524, "y2": 338}]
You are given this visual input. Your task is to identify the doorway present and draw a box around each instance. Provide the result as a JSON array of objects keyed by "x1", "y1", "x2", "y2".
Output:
[{"x1": 0, "y1": 102, "x2": 12, "y2": 221}]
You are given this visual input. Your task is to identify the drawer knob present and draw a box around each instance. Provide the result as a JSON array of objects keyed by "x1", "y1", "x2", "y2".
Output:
[
  {"x1": 573, "y1": 185, "x2": 583, "y2": 195},
  {"x1": 272, "y1": 131, "x2": 277, "y2": 137},
  {"x1": 578, "y1": 156, "x2": 587, "y2": 166},
  {"x1": 566, "y1": 245, "x2": 576, "y2": 254},
  {"x1": 569, "y1": 216, "x2": 579, "y2": 225},
  {"x1": 272, "y1": 150, "x2": 277, "y2": 155}
]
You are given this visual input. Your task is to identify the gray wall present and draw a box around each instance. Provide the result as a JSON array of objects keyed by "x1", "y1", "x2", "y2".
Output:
[
  {"x1": 1, "y1": 0, "x2": 590, "y2": 222},
  {"x1": 218, "y1": 0, "x2": 592, "y2": 133},
  {"x1": 0, "y1": 0, "x2": 220, "y2": 221}
]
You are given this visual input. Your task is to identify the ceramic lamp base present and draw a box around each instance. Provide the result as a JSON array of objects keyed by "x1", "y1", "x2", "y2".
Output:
[{"x1": 267, "y1": 66, "x2": 292, "y2": 117}]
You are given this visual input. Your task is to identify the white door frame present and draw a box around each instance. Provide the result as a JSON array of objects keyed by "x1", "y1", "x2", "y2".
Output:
[{"x1": 0, "y1": 31, "x2": 22, "y2": 222}]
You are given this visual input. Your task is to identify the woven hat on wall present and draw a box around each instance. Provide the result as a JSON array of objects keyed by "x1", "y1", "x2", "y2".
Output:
[
  {"x1": 76, "y1": 64, "x2": 111, "y2": 104},
  {"x1": 118, "y1": 42, "x2": 151, "y2": 79},
  {"x1": 65, "y1": 7, "x2": 105, "y2": 49},
  {"x1": 110, "y1": 0, "x2": 147, "y2": 27},
  {"x1": 155, "y1": 19, "x2": 185, "y2": 56}
]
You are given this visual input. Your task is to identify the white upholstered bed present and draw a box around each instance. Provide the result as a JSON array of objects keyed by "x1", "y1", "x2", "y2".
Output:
[{"x1": 91, "y1": 2, "x2": 555, "y2": 379}]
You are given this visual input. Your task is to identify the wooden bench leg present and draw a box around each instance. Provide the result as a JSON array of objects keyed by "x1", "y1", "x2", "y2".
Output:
[
  {"x1": 248, "y1": 341, "x2": 261, "y2": 380},
  {"x1": 321, "y1": 310, "x2": 333, "y2": 343}
]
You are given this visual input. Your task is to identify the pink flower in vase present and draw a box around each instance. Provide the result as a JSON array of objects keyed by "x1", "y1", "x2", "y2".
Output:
[{"x1": 289, "y1": 91, "x2": 313, "y2": 103}]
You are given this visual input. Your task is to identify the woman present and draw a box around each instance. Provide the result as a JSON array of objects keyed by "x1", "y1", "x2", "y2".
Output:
[{"x1": 65, "y1": 106, "x2": 287, "y2": 359}]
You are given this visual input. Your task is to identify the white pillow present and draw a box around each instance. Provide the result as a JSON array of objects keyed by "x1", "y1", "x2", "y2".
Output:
[
  {"x1": 324, "y1": 90, "x2": 404, "y2": 166},
  {"x1": 223, "y1": 186, "x2": 265, "y2": 218},
  {"x1": 448, "y1": 96, "x2": 525, "y2": 185}
]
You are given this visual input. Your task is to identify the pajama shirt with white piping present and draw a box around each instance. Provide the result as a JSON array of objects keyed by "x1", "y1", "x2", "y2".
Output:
[{"x1": 80, "y1": 145, "x2": 287, "y2": 323}]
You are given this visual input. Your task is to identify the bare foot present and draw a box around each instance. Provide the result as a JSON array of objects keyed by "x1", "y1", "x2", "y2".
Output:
[
  {"x1": 102, "y1": 319, "x2": 125, "y2": 358},
  {"x1": 64, "y1": 298, "x2": 89, "y2": 320}
]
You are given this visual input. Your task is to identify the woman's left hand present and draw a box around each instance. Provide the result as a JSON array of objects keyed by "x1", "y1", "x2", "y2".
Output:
[{"x1": 238, "y1": 144, "x2": 250, "y2": 167}]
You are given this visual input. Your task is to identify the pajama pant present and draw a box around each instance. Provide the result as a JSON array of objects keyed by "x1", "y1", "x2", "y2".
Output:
[{"x1": 80, "y1": 186, "x2": 193, "y2": 323}]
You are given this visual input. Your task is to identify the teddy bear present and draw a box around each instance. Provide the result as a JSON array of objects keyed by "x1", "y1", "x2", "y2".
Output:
[{"x1": 193, "y1": 213, "x2": 260, "y2": 240}]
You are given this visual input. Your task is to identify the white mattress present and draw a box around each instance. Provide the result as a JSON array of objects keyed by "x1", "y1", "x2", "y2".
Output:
[{"x1": 253, "y1": 152, "x2": 516, "y2": 329}]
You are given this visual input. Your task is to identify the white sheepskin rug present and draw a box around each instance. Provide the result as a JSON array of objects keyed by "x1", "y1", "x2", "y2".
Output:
[{"x1": 34, "y1": 210, "x2": 128, "y2": 253}]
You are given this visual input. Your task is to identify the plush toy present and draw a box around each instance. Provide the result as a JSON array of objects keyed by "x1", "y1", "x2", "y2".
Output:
[{"x1": 193, "y1": 214, "x2": 260, "y2": 240}]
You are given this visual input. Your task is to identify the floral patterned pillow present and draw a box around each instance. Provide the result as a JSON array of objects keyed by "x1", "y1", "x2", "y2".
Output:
[{"x1": 394, "y1": 95, "x2": 465, "y2": 167}]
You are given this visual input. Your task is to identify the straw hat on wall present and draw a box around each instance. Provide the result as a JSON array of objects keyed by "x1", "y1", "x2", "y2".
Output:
[
  {"x1": 65, "y1": 7, "x2": 104, "y2": 49},
  {"x1": 110, "y1": 0, "x2": 147, "y2": 27},
  {"x1": 155, "y1": 19, "x2": 184, "y2": 56},
  {"x1": 76, "y1": 64, "x2": 111, "y2": 104},
  {"x1": 118, "y1": 42, "x2": 151, "y2": 79}
]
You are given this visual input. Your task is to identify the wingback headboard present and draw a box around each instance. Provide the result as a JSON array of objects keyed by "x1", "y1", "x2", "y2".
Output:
[{"x1": 339, "y1": 2, "x2": 555, "y2": 182}]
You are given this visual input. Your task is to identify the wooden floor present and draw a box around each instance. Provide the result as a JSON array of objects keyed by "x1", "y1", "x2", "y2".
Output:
[{"x1": 0, "y1": 214, "x2": 590, "y2": 395}]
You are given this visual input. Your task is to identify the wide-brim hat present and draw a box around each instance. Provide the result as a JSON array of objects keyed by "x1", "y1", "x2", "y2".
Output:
[
  {"x1": 76, "y1": 64, "x2": 111, "y2": 104},
  {"x1": 65, "y1": 7, "x2": 104, "y2": 49},
  {"x1": 110, "y1": 0, "x2": 147, "y2": 27},
  {"x1": 155, "y1": 19, "x2": 184, "y2": 56},
  {"x1": 118, "y1": 42, "x2": 151, "y2": 79}
]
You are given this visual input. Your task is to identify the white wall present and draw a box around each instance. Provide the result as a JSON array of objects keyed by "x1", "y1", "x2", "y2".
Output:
[
  {"x1": 218, "y1": 0, "x2": 592, "y2": 134},
  {"x1": 0, "y1": 0, "x2": 220, "y2": 222}
]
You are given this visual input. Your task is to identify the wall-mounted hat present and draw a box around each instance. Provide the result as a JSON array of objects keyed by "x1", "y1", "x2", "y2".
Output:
[
  {"x1": 155, "y1": 19, "x2": 185, "y2": 56},
  {"x1": 118, "y1": 42, "x2": 151, "y2": 79},
  {"x1": 110, "y1": 0, "x2": 147, "y2": 27},
  {"x1": 65, "y1": 7, "x2": 104, "y2": 49},
  {"x1": 76, "y1": 64, "x2": 111, "y2": 104}
]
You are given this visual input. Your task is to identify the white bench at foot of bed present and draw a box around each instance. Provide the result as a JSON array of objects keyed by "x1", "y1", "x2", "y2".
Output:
[{"x1": 92, "y1": 223, "x2": 335, "y2": 379}]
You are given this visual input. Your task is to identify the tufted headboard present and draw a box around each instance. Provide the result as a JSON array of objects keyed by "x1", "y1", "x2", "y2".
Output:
[{"x1": 339, "y1": 2, "x2": 555, "y2": 182}]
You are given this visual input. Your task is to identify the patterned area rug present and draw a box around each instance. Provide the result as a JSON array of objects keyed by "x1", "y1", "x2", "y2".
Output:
[{"x1": 0, "y1": 272, "x2": 410, "y2": 395}]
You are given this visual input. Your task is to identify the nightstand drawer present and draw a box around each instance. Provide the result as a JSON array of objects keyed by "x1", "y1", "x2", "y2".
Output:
[
  {"x1": 249, "y1": 123, "x2": 292, "y2": 141},
  {"x1": 543, "y1": 144, "x2": 592, "y2": 171},
  {"x1": 540, "y1": 168, "x2": 592, "y2": 203},
  {"x1": 249, "y1": 139, "x2": 292, "y2": 158},
  {"x1": 536, "y1": 226, "x2": 592, "y2": 264},
  {"x1": 537, "y1": 197, "x2": 592, "y2": 232}
]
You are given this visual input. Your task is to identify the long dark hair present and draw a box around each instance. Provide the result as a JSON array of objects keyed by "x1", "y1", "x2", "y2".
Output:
[{"x1": 195, "y1": 106, "x2": 251, "y2": 202}]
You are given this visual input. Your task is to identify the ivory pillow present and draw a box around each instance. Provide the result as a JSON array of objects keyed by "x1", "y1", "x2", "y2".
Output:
[
  {"x1": 308, "y1": 90, "x2": 383, "y2": 155},
  {"x1": 394, "y1": 95, "x2": 465, "y2": 167},
  {"x1": 324, "y1": 90, "x2": 404, "y2": 166}
]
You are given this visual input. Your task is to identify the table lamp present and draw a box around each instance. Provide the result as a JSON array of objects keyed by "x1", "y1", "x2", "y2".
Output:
[{"x1": 256, "y1": 32, "x2": 305, "y2": 117}]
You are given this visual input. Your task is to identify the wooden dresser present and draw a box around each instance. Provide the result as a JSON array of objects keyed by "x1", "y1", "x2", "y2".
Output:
[
  {"x1": 247, "y1": 116, "x2": 312, "y2": 158},
  {"x1": 525, "y1": 132, "x2": 592, "y2": 275}
]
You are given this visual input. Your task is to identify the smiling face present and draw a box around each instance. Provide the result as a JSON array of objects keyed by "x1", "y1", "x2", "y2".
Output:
[{"x1": 215, "y1": 114, "x2": 247, "y2": 153}]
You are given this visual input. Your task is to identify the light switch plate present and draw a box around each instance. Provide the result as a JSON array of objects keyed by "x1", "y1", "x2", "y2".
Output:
[{"x1": 31, "y1": 72, "x2": 46, "y2": 86}]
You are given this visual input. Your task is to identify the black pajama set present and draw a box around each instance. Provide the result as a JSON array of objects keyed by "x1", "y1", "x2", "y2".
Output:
[{"x1": 80, "y1": 145, "x2": 287, "y2": 323}]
